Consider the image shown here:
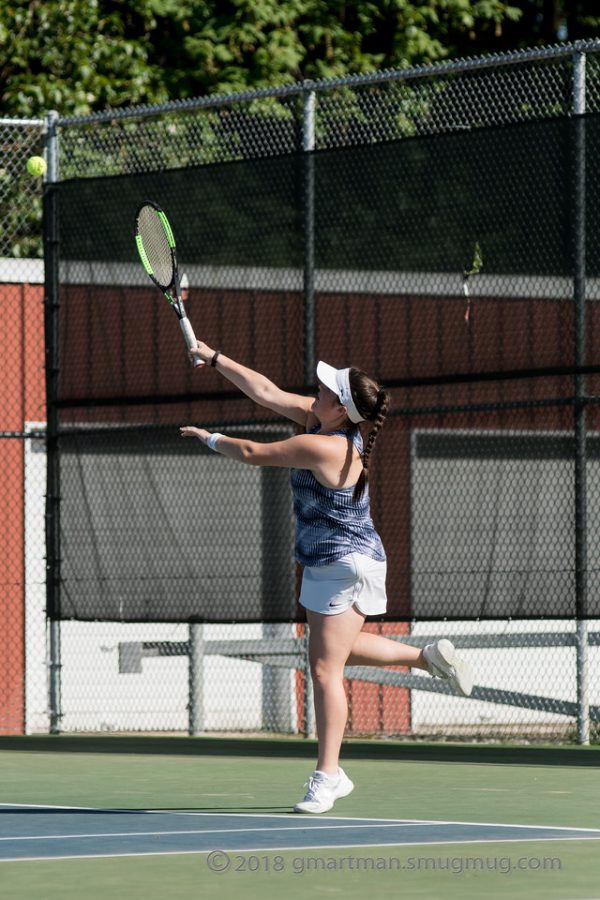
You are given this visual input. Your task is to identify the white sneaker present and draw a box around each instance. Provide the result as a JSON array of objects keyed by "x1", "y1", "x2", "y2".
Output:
[
  {"x1": 294, "y1": 767, "x2": 354, "y2": 814},
  {"x1": 423, "y1": 639, "x2": 473, "y2": 697}
]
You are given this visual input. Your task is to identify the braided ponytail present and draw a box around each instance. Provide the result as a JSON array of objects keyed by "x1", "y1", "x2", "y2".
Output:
[{"x1": 349, "y1": 370, "x2": 390, "y2": 502}]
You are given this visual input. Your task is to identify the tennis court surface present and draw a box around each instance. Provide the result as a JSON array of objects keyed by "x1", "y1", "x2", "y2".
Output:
[
  {"x1": 1, "y1": 736, "x2": 599, "y2": 900},
  {"x1": 2, "y1": 804, "x2": 600, "y2": 862}
]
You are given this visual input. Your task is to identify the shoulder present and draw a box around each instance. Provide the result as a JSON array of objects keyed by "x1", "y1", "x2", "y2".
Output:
[
  {"x1": 291, "y1": 432, "x2": 345, "y2": 454},
  {"x1": 289, "y1": 431, "x2": 356, "y2": 465},
  {"x1": 243, "y1": 431, "x2": 345, "y2": 469}
]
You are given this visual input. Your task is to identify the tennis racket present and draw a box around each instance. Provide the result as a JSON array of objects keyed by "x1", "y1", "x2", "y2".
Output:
[{"x1": 134, "y1": 201, "x2": 203, "y2": 367}]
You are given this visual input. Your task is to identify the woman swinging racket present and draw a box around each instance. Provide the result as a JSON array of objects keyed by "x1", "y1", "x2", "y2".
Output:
[{"x1": 180, "y1": 345, "x2": 473, "y2": 814}]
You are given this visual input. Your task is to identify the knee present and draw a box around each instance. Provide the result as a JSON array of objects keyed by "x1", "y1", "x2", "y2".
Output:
[{"x1": 310, "y1": 657, "x2": 344, "y2": 687}]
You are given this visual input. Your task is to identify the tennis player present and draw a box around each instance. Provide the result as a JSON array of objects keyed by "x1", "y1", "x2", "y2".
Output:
[{"x1": 180, "y1": 344, "x2": 473, "y2": 814}]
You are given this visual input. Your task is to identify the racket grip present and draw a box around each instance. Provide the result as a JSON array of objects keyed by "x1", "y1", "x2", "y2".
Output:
[{"x1": 179, "y1": 316, "x2": 204, "y2": 368}]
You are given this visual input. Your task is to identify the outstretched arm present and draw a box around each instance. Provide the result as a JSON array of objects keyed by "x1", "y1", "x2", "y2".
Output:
[
  {"x1": 180, "y1": 428, "x2": 334, "y2": 470},
  {"x1": 191, "y1": 342, "x2": 313, "y2": 427}
]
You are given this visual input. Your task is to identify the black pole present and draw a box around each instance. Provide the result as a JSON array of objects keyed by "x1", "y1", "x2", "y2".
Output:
[
  {"x1": 303, "y1": 90, "x2": 316, "y2": 387},
  {"x1": 301, "y1": 90, "x2": 316, "y2": 738},
  {"x1": 43, "y1": 110, "x2": 62, "y2": 733},
  {"x1": 574, "y1": 113, "x2": 587, "y2": 620},
  {"x1": 572, "y1": 53, "x2": 589, "y2": 744}
]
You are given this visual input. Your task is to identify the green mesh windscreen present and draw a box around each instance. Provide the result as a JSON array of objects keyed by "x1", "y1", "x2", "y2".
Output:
[{"x1": 49, "y1": 112, "x2": 600, "y2": 621}]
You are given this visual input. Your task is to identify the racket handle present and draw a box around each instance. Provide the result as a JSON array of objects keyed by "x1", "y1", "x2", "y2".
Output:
[{"x1": 179, "y1": 316, "x2": 204, "y2": 368}]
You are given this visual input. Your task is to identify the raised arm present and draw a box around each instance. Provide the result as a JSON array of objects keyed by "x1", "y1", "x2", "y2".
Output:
[{"x1": 191, "y1": 341, "x2": 313, "y2": 427}]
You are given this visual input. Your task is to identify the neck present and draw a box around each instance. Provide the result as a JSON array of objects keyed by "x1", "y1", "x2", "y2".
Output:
[{"x1": 319, "y1": 416, "x2": 352, "y2": 434}]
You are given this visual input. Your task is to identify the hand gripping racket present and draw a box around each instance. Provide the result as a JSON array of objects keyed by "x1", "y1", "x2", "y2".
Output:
[{"x1": 134, "y1": 201, "x2": 203, "y2": 366}]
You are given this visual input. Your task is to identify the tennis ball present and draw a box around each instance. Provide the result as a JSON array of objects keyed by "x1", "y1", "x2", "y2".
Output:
[{"x1": 26, "y1": 156, "x2": 47, "y2": 177}]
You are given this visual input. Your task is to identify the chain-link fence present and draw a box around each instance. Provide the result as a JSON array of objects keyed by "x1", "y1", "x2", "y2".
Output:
[
  {"x1": 0, "y1": 117, "x2": 46, "y2": 735},
  {"x1": 3, "y1": 39, "x2": 600, "y2": 742}
]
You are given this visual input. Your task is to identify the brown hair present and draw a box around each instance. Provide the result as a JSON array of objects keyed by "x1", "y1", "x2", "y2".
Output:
[{"x1": 349, "y1": 368, "x2": 390, "y2": 502}]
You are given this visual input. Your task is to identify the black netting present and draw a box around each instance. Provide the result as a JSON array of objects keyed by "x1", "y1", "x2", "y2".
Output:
[
  {"x1": 58, "y1": 426, "x2": 296, "y2": 622},
  {"x1": 49, "y1": 112, "x2": 600, "y2": 621}
]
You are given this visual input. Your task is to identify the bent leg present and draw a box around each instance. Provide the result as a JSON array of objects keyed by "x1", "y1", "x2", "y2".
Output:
[{"x1": 347, "y1": 630, "x2": 428, "y2": 670}]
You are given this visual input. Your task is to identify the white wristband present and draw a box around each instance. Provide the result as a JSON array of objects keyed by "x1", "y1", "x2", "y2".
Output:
[{"x1": 206, "y1": 432, "x2": 224, "y2": 452}]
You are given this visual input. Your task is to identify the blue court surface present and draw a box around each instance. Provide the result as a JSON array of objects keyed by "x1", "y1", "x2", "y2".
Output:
[{"x1": 1, "y1": 804, "x2": 600, "y2": 862}]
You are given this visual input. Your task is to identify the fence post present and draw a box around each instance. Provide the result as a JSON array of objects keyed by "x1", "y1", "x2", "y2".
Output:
[
  {"x1": 188, "y1": 623, "x2": 204, "y2": 735},
  {"x1": 302, "y1": 89, "x2": 316, "y2": 387},
  {"x1": 303, "y1": 624, "x2": 316, "y2": 738},
  {"x1": 43, "y1": 110, "x2": 62, "y2": 735},
  {"x1": 301, "y1": 89, "x2": 317, "y2": 739},
  {"x1": 261, "y1": 467, "x2": 296, "y2": 733},
  {"x1": 572, "y1": 51, "x2": 590, "y2": 746}
]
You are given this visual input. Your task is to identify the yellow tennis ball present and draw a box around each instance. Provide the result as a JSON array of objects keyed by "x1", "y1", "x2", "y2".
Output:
[{"x1": 26, "y1": 156, "x2": 47, "y2": 177}]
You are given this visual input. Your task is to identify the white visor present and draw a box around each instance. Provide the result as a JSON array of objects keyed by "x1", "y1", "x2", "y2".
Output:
[{"x1": 316, "y1": 360, "x2": 365, "y2": 424}]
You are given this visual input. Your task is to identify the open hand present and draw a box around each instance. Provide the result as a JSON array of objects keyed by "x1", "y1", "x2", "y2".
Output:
[{"x1": 180, "y1": 426, "x2": 210, "y2": 443}]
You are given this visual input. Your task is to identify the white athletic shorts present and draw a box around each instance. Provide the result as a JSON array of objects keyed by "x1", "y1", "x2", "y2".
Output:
[{"x1": 299, "y1": 552, "x2": 388, "y2": 617}]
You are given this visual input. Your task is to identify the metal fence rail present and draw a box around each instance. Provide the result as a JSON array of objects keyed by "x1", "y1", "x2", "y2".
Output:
[{"x1": 119, "y1": 631, "x2": 600, "y2": 735}]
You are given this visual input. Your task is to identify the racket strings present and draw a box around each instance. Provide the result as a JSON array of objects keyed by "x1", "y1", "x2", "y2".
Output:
[{"x1": 137, "y1": 206, "x2": 174, "y2": 289}]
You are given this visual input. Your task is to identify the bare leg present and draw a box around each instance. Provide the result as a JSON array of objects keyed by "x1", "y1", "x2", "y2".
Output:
[
  {"x1": 306, "y1": 606, "x2": 366, "y2": 775},
  {"x1": 347, "y1": 630, "x2": 428, "y2": 670}
]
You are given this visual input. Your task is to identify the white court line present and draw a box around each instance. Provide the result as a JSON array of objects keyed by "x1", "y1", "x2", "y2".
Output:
[
  {"x1": 147, "y1": 810, "x2": 600, "y2": 833},
  {"x1": 142, "y1": 808, "x2": 600, "y2": 833},
  {"x1": 2, "y1": 804, "x2": 599, "y2": 835},
  {"x1": 0, "y1": 803, "x2": 99, "y2": 811},
  {"x1": 1, "y1": 824, "x2": 600, "y2": 847},
  {"x1": 146, "y1": 809, "x2": 419, "y2": 824},
  {"x1": 404, "y1": 817, "x2": 600, "y2": 835},
  {"x1": 0, "y1": 804, "x2": 410, "y2": 824},
  {"x1": 0, "y1": 823, "x2": 437, "y2": 843},
  {"x1": 1, "y1": 835, "x2": 600, "y2": 864}
]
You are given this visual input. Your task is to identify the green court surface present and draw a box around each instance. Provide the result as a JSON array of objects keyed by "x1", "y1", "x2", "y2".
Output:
[{"x1": 0, "y1": 735, "x2": 599, "y2": 900}]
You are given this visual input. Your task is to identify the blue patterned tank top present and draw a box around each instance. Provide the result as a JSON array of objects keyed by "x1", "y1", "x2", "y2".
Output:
[{"x1": 290, "y1": 426, "x2": 386, "y2": 567}]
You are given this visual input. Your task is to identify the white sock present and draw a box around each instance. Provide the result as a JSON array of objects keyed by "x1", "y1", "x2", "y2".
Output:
[{"x1": 315, "y1": 769, "x2": 339, "y2": 782}]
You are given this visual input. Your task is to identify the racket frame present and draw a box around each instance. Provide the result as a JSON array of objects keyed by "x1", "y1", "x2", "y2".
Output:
[{"x1": 134, "y1": 200, "x2": 203, "y2": 367}]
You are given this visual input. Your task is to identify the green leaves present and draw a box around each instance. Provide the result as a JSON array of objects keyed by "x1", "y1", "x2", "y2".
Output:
[
  {"x1": 0, "y1": 0, "x2": 166, "y2": 117},
  {"x1": 3, "y1": 1, "x2": 600, "y2": 121},
  {"x1": 1, "y1": 1, "x2": 560, "y2": 119},
  {"x1": 465, "y1": 241, "x2": 484, "y2": 278}
]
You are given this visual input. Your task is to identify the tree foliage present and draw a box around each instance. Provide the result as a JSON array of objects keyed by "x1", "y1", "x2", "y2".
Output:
[
  {"x1": 2, "y1": 1, "x2": 600, "y2": 118},
  {"x1": 0, "y1": 0, "x2": 166, "y2": 116},
  {"x1": 135, "y1": 0, "x2": 522, "y2": 97},
  {"x1": 1, "y1": 1, "x2": 598, "y2": 258},
  {"x1": 0, "y1": 0, "x2": 526, "y2": 117},
  {"x1": 450, "y1": 1, "x2": 600, "y2": 54}
]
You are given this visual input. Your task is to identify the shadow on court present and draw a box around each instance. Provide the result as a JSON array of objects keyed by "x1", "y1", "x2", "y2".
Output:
[{"x1": 0, "y1": 806, "x2": 294, "y2": 814}]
